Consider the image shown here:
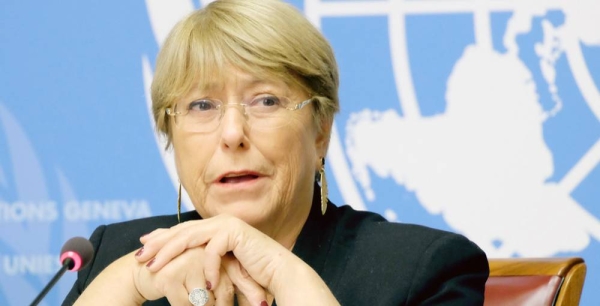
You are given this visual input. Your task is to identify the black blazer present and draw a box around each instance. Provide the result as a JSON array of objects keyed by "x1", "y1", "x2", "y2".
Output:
[{"x1": 63, "y1": 194, "x2": 489, "y2": 305}]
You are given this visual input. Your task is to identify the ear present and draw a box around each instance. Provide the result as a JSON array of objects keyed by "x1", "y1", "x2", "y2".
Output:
[{"x1": 314, "y1": 116, "x2": 333, "y2": 160}]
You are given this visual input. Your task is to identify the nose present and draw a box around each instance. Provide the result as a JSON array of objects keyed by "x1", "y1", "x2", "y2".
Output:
[{"x1": 219, "y1": 106, "x2": 249, "y2": 150}]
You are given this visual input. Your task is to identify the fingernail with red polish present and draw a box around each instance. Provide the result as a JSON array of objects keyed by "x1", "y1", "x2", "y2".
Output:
[
  {"x1": 135, "y1": 247, "x2": 144, "y2": 257},
  {"x1": 146, "y1": 258, "x2": 155, "y2": 267},
  {"x1": 260, "y1": 301, "x2": 268, "y2": 306},
  {"x1": 206, "y1": 281, "x2": 212, "y2": 290}
]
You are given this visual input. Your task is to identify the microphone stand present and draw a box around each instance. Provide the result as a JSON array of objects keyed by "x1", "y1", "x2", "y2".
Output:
[{"x1": 30, "y1": 258, "x2": 73, "y2": 306}]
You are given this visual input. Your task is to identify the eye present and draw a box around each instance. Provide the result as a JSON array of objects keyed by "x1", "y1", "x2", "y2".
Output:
[
  {"x1": 188, "y1": 99, "x2": 218, "y2": 111},
  {"x1": 251, "y1": 96, "x2": 281, "y2": 107}
]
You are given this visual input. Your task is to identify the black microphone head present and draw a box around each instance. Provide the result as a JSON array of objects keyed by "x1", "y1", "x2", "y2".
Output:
[{"x1": 60, "y1": 237, "x2": 94, "y2": 271}]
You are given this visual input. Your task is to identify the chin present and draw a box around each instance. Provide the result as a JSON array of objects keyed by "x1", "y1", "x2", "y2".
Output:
[{"x1": 212, "y1": 200, "x2": 273, "y2": 225}]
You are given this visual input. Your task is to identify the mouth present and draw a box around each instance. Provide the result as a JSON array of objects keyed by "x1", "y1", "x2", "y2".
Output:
[{"x1": 216, "y1": 172, "x2": 261, "y2": 184}]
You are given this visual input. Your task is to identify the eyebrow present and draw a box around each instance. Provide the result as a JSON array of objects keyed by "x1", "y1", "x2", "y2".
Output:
[{"x1": 199, "y1": 77, "x2": 283, "y2": 93}]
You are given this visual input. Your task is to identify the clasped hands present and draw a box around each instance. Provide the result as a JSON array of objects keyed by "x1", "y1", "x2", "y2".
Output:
[{"x1": 133, "y1": 214, "x2": 290, "y2": 306}]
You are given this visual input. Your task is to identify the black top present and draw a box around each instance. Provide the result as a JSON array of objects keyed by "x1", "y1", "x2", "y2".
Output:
[{"x1": 63, "y1": 192, "x2": 489, "y2": 305}]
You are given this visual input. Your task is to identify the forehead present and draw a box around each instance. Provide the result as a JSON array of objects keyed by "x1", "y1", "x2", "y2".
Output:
[{"x1": 193, "y1": 68, "x2": 299, "y2": 96}]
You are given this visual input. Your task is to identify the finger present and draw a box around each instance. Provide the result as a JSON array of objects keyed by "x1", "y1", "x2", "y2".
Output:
[
  {"x1": 222, "y1": 255, "x2": 268, "y2": 305},
  {"x1": 213, "y1": 266, "x2": 235, "y2": 306},
  {"x1": 203, "y1": 218, "x2": 273, "y2": 289},
  {"x1": 185, "y1": 256, "x2": 215, "y2": 305},
  {"x1": 135, "y1": 228, "x2": 171, "y2": 262},
  {"x1": 236, "y1": 294, "x2": 254, "y2": 306},
  {"x1": 185, "y1": 268, "x2": 215, "y2": 306},
  {"x1": 139, "y1": 228, "x2": 168, "y2": 244},
  {"x1": 143, "y1": 225, "x2": 215, "y2": 271},
  {"x1": 185, "y1": 287, "x2": 215, "y2": 306},
  {"x1": 185, "y1": 285, "x2": 215, "y2": 306},
  {"x1": 141, "y1": 216, "x2": 240, "y2": 267},
  {"x1": 164, "y1": 283, "x2": 194, "y2": 306},
  {"x1": 203, "y1": 230, "x2": 230, "y2": 289},
  {"x1": 136, "y1": 226, "x2": 186, "y2": 263},
  {"x1": 140, "y1": 221, "x2": 213, "y2": 268}
]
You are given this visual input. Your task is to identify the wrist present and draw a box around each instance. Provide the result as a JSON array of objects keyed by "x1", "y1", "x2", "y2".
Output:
[
  {"x1": 269, "y1": 255, "x2": 339, "y2": 305},
  {"x1": 128, "y1": 251, "x2": 149, "y2": 304},
  {"x1": 74, "y1": 250, "x2": 147, "y2": 305}
]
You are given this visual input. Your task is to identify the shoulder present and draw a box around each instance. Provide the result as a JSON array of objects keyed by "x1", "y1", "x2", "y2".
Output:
[
  {"x1": 337, "y1": 206, "x2": 479, "y2": 254},
  {"x1": 103, "y1": 210, "x2": 200, "y2": 232},
  {"x1": 332, "y1": 204, "x2": 487, "y2": 269},
  {"x1": 331, "y1": 204, "x2": 465, "y2": 249},
  {"x1": 95, "y1": 210, "x2": 199, "y2": 246},
  {"x1": 328, "y1": 205, "x2": 489, "y2": 305}
]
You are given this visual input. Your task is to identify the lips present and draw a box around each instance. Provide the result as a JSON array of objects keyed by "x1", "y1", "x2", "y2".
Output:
[
  {"x1": 220, "y1": 174, "x2": 258, "y2": 183},
  {"x1": 216, "y1": 171, "x2": 262, "y2": 184}
]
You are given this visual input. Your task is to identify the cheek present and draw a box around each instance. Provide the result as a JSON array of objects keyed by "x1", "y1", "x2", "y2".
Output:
[
  {"x1": 173, "y1": 134, "x2": 214, "y2": 187},
  {"x1": 263, "y1": 121, "x2": 317, "y2": 180}
]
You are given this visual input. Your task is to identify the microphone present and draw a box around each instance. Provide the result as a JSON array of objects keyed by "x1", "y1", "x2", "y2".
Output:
[{"x1": 30, "y1": 237, "x2": 94, "y2": 306}]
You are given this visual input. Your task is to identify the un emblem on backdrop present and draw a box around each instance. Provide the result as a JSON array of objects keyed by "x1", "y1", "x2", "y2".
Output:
[{"x1": 326, "y1": 1, "x2": 600, "y2": 259}]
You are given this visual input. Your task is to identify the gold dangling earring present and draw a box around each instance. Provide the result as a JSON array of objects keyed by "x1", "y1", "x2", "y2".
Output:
[
  {"x1": 320, "y1": 157, "x2": 328, "y2": 215},
  {"x1": 177, "y1": 182, "x2": 182, "y2": 223}
]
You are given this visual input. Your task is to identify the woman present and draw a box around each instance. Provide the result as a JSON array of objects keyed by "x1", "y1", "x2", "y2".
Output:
[{"x1": 64, "y1": 0, "x2": 489, "y2": 305}]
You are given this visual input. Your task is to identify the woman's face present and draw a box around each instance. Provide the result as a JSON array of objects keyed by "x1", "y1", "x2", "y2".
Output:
[{"x1": 171, "y1": 68, "x2": 328, "y2": 241}]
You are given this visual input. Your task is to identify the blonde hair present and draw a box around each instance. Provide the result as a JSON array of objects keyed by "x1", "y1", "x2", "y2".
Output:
[{"x1": 151, "y1": 0, "x2": 340, "y2": 147}]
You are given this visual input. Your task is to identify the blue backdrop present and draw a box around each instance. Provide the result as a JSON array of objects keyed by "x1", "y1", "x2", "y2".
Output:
[{"x1": 1, "y1": 0, "x2": 599, "y2": 305}]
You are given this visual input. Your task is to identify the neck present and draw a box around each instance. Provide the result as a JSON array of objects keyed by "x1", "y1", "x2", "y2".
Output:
[
  {"x1": 263, "y1": 201, "x2": 311, "y2": 251},
  {"x1": 260, "y1": 183, "x2": 316, "y2": 250}
]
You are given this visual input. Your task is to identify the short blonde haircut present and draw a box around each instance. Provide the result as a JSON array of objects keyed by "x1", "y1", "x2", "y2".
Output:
[{"x1": 151, "y1": 0, "x2": 340, "y2": 147}]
